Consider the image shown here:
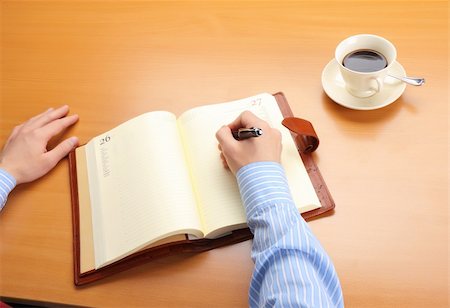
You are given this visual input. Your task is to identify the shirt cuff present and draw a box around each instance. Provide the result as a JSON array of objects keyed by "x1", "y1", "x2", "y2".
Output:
[
  {"x1": 0, "y1": 168, "x2": 17, "y2": 211},
  {"x1": 236, "y1": 161, "x2": 294, "y2": 221}
]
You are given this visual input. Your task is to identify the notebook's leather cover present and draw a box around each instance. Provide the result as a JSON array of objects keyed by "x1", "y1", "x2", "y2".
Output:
[
  {"x1": 68, "y1": 92, "x2": 335, "y2": 286},
  {"x1": 273, "y1": 92, "x2": 335, "y2": 220}
]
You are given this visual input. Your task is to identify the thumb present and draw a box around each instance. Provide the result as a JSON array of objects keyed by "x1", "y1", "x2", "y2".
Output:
[{"x1": 45, "y1": 136, "x2": 79, "y2": 167}]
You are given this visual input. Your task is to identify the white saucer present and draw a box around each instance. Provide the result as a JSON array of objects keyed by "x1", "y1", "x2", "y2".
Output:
[{"x1": 321, "y1": 59, "x2": 407, "y2": 110}]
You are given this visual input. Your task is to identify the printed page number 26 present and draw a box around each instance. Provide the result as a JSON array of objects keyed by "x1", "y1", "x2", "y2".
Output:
[{"x1": 100, "y1": 135, "x2": 111, "y2": 145}]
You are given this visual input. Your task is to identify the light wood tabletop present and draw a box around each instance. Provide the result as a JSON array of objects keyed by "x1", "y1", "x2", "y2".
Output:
[{"x1": 0, "y1": 1, "x2": 448, "y2": 307}]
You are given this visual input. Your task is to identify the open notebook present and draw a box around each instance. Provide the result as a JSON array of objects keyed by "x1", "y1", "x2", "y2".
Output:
[{"x1": 69, "y1": 92, "x2": 335, "y2": 285}]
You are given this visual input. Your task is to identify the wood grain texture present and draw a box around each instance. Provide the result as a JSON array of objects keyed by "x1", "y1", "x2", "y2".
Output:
[{"x1": 0, "y1": 1, "x2": 448, "y2": 307}]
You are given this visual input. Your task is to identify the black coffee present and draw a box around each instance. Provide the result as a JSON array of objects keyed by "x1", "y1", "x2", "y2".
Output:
[{"x1": 342, "y1": 49, "x2": 387, "y2": 72}]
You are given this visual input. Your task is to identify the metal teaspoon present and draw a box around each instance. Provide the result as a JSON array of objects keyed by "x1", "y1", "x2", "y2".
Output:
[{"x1": 388, "y1": 75, "x2": 425, "y2": 86}]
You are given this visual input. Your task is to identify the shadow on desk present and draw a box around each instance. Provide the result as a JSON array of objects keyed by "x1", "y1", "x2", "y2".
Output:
[
  {"x1": 1, "y1": 298, "x2": 85, "y2": 308},
  {"x1": 321, "y1": 91, "x2": 409, "y2": 125}
]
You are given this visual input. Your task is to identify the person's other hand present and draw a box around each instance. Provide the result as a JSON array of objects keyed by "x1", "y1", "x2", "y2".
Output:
[
  {"x1": 0, "y1": 105, "x2": 79, "y2": 184},
  {"x1": 215, "y1": 111, "x2": 282, "y2": 174}
]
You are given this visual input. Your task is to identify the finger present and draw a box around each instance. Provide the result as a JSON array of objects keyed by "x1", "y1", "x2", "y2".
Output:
[
  {"x1": 227, "y1": 111, "x2": 267, "y2": 131},
  {"x1": 220, "y1": 152, "x2": 230, "y2": 169},
  {"x1": 215, "y1": 125, "x2": 236, "y2": 146},
  {"x1": 25, "y1": 107, "x2": 54, "y2": 126},
  {"x1": 38, "y1": 114, "x2": 79, "y2": 140},
  {"x1": 26, "y1": 105, "x2": 70, "y2": 130},
  {"x1": 44, "y1": 136, "x2": 79, "y2": 168}
]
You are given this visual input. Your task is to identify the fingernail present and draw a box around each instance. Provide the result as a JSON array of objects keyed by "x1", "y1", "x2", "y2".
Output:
[{"x1": 69, "y1": 136, "x2": 79, "y2": 147}]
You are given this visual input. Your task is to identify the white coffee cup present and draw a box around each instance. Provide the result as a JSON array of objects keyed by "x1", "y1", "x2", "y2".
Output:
[{"x1": 335, "y1": 34, "x2": 397, "y2": 98}]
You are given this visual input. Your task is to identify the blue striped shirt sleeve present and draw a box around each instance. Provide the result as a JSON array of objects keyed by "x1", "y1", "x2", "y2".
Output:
[
  {"x1": 236, "y1": 161, "x2": 344, "y2": 308},
  {"x1": 0, "y1": 168, "x2": 16, "y2": 211}
]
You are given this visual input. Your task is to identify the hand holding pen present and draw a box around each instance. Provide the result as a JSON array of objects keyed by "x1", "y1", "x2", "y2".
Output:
[{"x1": 215, "y1": 111, "x2": 282, "y2": 174}]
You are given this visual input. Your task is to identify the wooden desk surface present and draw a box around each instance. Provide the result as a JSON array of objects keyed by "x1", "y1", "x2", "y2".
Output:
[{"x1": 0, "y1": 1, "x2": 448, "y2": 307}]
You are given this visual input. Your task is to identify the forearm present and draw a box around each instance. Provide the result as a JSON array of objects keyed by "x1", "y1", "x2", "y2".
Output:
[
  {"x1": 0, "y1": 168, "x2": 16, "y2": 211},
  {"x1": 237, "y1": 162, "x2": 343, "y2": 307}
]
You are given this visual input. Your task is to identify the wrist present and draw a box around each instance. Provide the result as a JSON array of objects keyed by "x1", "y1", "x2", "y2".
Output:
[
  {"x1": 0, "y1": 166, "x2": 17, "y2": 187},
  {"x1": 0, "y1": 163, "x2": 20, "y2": 185},
  {"x1": 235, "y1": 160, "x2": 282, "y2": 177}
]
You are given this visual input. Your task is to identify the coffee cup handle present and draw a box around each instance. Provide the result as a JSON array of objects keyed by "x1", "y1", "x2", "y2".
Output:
[{"x1": 372, "y1": 77, "x2": 383, "y2": 94}]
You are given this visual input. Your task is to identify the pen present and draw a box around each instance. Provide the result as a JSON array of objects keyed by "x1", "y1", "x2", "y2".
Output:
[{"x1": 232, "y1": 127, "x2": 263, "y2": 140}]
